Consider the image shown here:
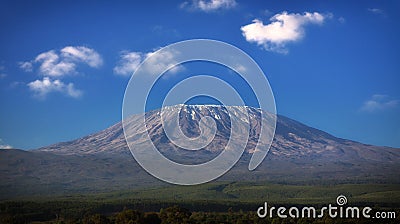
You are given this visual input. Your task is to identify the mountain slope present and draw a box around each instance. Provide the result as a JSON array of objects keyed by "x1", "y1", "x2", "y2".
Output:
[{"x1": 0, "y1": 148, "x2": 160, "y2": 199}]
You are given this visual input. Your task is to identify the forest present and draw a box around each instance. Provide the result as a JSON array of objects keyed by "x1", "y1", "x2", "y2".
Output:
[
  {"x1": 1, "y1": 202, "x2": 399, "y2": 224},
  {"x1": 1, "y1": 182, "x2": 399, "y2": 223}
]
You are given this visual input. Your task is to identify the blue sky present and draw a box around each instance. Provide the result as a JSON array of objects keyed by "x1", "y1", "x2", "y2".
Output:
[{"x1": 0, "y1": 0, "x2": 399, "y2": 149}]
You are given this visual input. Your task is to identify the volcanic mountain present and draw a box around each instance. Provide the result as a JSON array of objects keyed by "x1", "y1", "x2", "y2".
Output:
[
  {"x1": 1, "y1": 105, "x2": 399, "y2": 198},
  {"x1": 38, "y1": 104, "x2": 400, "y2": 166}
]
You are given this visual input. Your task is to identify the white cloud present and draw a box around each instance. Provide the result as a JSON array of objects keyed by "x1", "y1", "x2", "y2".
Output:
[
  {"x1": 361, "y1": 94, "x2": 399, "y2": 112},
  {"x1": 20, "y1": 46, "x2": 102, "y2": 77},
  {"x1": 338, "y1": 16, "x2": 346, "y2": 24},
  {"x1": 0, "y1": 139, "x2": 12, "y2": 149},
  {"x1": 35, "y1": 50, "x2": 76, "y2": 77},
  {"x1": 19, "y1": 61, "x2": 33, "y2": 72},
  {"x1": 180, "y1": 0, "x2": 237, "y2": 12},
  {"x1": 143, "y1": 49, "x2": 183, "y2": 75},
  {"x1": 27, "y1": 77, "x2": 82, "y2": 99},
  {"x1": 114, "y1": 49, "x2": 183, "y2": 77},
  {"x1": 241, "y1": 11, "x2": 328, "y2": 54},
  {"x1": 20, "y1": 46, "x2": 102, "y2": 99},
  {"x1": 61, "y1": 46, "x2": 103, "y2": 68},
  {"x1": 113, "y1": 51, "x2": 142, "y2": 76}
]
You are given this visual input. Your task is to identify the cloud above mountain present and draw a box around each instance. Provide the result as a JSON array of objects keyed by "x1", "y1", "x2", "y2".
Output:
[
  {"x1": 114, "y1": 49, "x2": 183, "y2": 77},
  {"x1": 241, "y1": 11, "x2": 329, "y2": 54},
  {"x1": 180, "y1": 0, "x2": 237, "y2": 12},
  {"x1": 360, "y1": 94, "x2": 399, "y2": 112}
]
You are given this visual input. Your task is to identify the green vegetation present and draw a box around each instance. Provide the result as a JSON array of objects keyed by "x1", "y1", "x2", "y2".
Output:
[
  {"x1": 36, "y1": 182, "x2": 399, "y2": 206},
  {"x1": 1, "y1": 182, "x2": 399, "y2": 223}
]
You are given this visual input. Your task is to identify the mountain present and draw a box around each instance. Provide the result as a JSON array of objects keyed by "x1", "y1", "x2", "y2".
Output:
[
  {"x1": 1, "y1": 105, "x2": 399, "y2": 199},
  {"x1": 38, "y1": 104, "x2": 400, "y2": 166}
]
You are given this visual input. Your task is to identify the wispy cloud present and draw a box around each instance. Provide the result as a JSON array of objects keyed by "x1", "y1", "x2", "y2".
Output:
[
  {"x1": 20, "y1": 46, "x2": 102, "y2": 77},
  {"x1": 0, "y1": 138, "x2": 13, "y2": 149},
  {"x1": 19, "y1": 61, "x2": 33, "y2": 72},
  {"x1": 9, "y1": 81, "x2": 25, "y2": 88},
  {"x1": 0, "y1": 65, "x2": 7, "y2": 79},
  {"x1": 27, "y1": 77, "x2": 82, "y2": 99},
  {"x1": 180, "y1": 0, "x2": 237, "y2": 12},
  {"x1": 232, "y1": 64, "x2": 247, "y2": 73},
  {"x1": 360, "y1": 94, "x2": 399, "y2": 112},
  {"x1": 241, "y1": 11, "x2": 330, "y2": 54},
  {"x1": 152, "y1": 25, "x2": 180, "y2": 38},
  {"x1": 368, "y1": 8, "x2": 385, "y2": 15},
  {"x1": 114, "y1": 49, "x2": 183, "y2": 77}
]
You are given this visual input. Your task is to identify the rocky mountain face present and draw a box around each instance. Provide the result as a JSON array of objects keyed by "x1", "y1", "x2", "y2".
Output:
[{"x1": 1, "y1": 105, "x2": 399, "y2": 199}]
